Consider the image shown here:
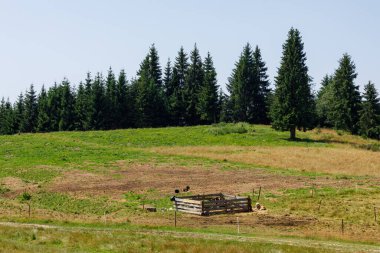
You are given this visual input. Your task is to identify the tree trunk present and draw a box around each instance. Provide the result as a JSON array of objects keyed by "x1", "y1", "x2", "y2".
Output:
[{"x1": 290, "y1": 126, "x2": 296, "y2": 140}]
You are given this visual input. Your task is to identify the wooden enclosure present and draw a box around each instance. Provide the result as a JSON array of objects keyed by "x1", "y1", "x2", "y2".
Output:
[{"x1": 173, "y1": 193, "x2": 252, "y2": 216}]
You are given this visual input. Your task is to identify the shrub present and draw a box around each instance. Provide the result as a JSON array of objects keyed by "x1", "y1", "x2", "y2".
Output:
[{"x1": 206, "y1": 122, "x2": 255, "y2": 136}]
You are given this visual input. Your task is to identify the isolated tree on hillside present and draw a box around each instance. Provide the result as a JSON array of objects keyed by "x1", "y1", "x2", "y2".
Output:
[
  {"x1": 359, "y1": 81, "x2": 380, "y2": 139},
  {"x1": 197, "y1": 52, "x2": 219, "y2": 124},
  {"x1": 329, "y1": 54, "x2": 361, "y2": 134},
  {"x1": 270, "y1": 28, "x2": 315, "y2": 140}
]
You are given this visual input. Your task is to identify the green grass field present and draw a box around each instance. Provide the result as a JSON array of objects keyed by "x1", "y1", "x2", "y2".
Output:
[{"x1": 0, "y1": 124, "x2": 379, "y2": 252}]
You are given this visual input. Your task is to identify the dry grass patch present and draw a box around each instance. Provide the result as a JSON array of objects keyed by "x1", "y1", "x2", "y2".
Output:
[{"x1": 149, "y1": 145, "x2": 380, "y2": 176}]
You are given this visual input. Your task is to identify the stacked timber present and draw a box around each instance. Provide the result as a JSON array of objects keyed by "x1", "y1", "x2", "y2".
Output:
[{"x1": 173, "y1": 193, "x2": 252, "y2": 216}]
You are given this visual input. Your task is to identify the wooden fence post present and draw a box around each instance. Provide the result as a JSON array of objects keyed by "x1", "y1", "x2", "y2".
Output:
[
  {"x1": 175, "y1": 211, "x2": 177, "y2": 228},
  {"x1": 257, "y1": 187, "x2": 261, "y2": 201},
  {"x1": 341, "y1": 219, "x2": 344, "y2": 234},
  {"x1": 374, "y1": 207, "x2": 377, "y2": 222}
]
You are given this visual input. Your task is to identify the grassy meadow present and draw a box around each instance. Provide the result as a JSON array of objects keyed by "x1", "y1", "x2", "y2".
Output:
[{"x1": 0, "y1": 123, "x2": 379, "y2": 252}]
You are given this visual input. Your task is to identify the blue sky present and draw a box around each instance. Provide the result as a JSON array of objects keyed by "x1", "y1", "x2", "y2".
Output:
[{"x1": 1, "y1": 0, "x2": 379, "y2": 101}]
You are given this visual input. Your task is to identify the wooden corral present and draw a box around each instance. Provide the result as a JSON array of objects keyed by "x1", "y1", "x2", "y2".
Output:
[{"x1": 173, "y1": 193, "x2": 252, "y2": 216}]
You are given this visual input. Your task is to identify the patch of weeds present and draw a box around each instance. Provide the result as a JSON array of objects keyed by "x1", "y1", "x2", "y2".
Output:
[
  {"x1": 0, "y1": 185, "x2": 10, "y2": 194},
  {"x1": 357, "y1": 143, "x2": 380, "y2": 152},
  {"x1": 206, "y1": 122, "x2": 255, "y2": 136}
]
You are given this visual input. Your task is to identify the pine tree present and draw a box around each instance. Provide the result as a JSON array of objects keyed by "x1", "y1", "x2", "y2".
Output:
[
  {"x1": 116, "y1": 69, "x2": 131, "y2": 128},
  {"x1": 170, "y1": 47, "x2": 189, "y2": 125},
  {"x1": 185, "y1": 44, "x2": 203, "y2": 125},
  {"x1": 75, "y1": 82, "x2": 89, "y2": 130},
  {"x1": 197, "y1": 52, "x2": 219, "y2": 124},
  {"x1": 270, "y1": 28, "x2": 315, "y2": 140},
  {"x1": 59, "y1": 78, "x2": 76, "y2": 131},
  {"x1": 37, "y1": 85, "x2": 50, "y2": 132},
  {"x1": 0, "y1": 98, "x2": 15, "y2": 135},
  {"x1": 316, "y1": 75, "x2": 334, "y2": 127},
  {"x1": 23, "y1": 84, "x2": 38, "y2": 133},
  {"x1": 250, "y1": 46, "x2": 270, "y2": 124},
  {"x1": 227, "y1": 43, "x2": 254, "y2": 122},
  {"x1": 47, "y1": 83, "x2": 61, "y2": 131},
  {"x1": 105, "y1": 67, "x2": 117, "y2": 129},
  {"x1": 329, "y1": 54, "x2": 361, "y2": 134},
  {"x1": 135, "y1": 45, "x2": 167, "y2": 127},
  {"x1": 91, "y1": 73, "x2": 107, "y2": 130},
  {"x1": 13, "y1": 93, "x2": 25, "y2": 133},
  {"x1": 359, "y1": 81, "x2": 380, "y2": 139}
]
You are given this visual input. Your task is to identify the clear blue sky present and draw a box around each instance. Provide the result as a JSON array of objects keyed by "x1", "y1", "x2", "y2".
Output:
[{"x1": 1, "y1": 0, "x2": 379, "y2": 101}]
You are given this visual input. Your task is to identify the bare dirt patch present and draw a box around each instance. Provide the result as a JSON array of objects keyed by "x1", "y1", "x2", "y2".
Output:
[
  {"x1": 149, "y1": 145, "x2": 380, "y2": 177},
  {"x1": 48, "y1": 162, "x2": 358, "y2": 200},
  {"x1": 0, "y1": 177, "x2": 38, "y2": 198}
]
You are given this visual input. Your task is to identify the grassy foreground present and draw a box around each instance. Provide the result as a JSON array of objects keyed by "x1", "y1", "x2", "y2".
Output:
[{"x1": 0, "y1": 123, "x2": 379, "y2": 252}]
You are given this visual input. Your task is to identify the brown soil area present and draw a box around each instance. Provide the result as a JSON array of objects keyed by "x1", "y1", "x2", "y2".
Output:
[
  {"x1": 48, "y1": 162, "x2": 359, "y2": 200},
  {"x1": 0, "y1": 177, "x2": 38, "y2": 198}
]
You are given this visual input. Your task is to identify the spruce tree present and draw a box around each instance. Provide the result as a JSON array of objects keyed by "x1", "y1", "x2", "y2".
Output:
[
  {"x1": 170, "y1": 47, "x2": 189, "y2": 125},
  {"x1": 75, "y1": 82, "x2": 90, "y2": 130},
  {"x1": 359, "y1": 81, "x2": 380, "y2": 139},
  {"x1": 116, "y1": 69, "x2": 131, "y2": 128},
  {"x1": 59, "y1": 78, "x2": 76, "y2": 131},
  {"x1": 316, "y1": 75, "x2": 334, "y2": 127},
  {"x1": 197, "y1": 52, "x2": 219, "y2": 124},
  {"x1": 13, "y1": 93, "x2": 25, "y2": 133},
  {"x1": 270, "y1": 28, "x2": 315, "y2": 139},
  {"x1": 47, "y1": 83, "x2": 62, "y2": 131},
  {"x1": 227, "y1": 43, "x2": 254, "y2": 122},
  {"x1": 250, "y1": 46, "x2": 270, "y2": 124},
  {"x1": 135, "y1": 45, "x2": 167, "y2": 127},
  {"x1": 185, "y1": 44, "x2": 203, "y2": 125},
  {"x1": 37, "y1": 86, "x2": 50, "y2": 132},
  {"x1": 0, "y1": 98, "x2": 15, "y2": 135},
  {"x1": 22, "y1": 84, "x2": 38, "y2": 133},
  {"x1": 105, "y1": 67, "x2": 117, "y2": 129},
  {"x1": 91, "y1": 73, "x2": 107, "y2": 130},
  {"x1": 329, "y1": 54, "x2": 361, "y2": 134}
]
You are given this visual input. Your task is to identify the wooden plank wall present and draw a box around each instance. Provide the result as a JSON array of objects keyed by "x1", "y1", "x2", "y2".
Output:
[{"x1": 174, "y1": 194, "x2": 252, "y2": 216}]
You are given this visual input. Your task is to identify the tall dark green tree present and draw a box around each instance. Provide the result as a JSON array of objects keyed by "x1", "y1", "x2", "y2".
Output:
[
  {"x1": 169, "y1": 47, "x2": 189, "y2": 125},
  {"x1": 13, "y1": 93, "x2": 25, "y2": 133},
  {"x1": 59, "y1": 78, "x2": 76, "y2": 131},
  {"x1": 22, "y1": 84, "x2": 38, "y2": 132},
  {"x1": 75, "y1": 82, "x2": 90, "y2": 130},
  {"x1": 90, "y1": 73, "x2": 107, "y2": 130},
  {"x1": 329, "y1": 54, "x2": 361, "y2": 134},
  {"x1": 185, "y1": 44, "x2": 204, "y2": 125},
  {"x1": 227, "y1": 43, "x2": 254, "y2": 122},
  {"x1": 37, "y1": 85, "x2": 50, "y2": 132},
  {"x1": 116, "y1": 69, "x2": 131, "y2": 128},
  {"x1": 250, "y1": 46, "x2": 271, "y2": 124},
  {"x1": 359, "y1": 81, "x2": 380, "y2": 139},
  {"x1": 0, "y1": 98, "x2": 14, "y2": 135},
  {"x1": 47, "y1": 83, "x2": 62, "y2": 131},
  {"x1": 135, "y1": 45, "x2": 167, "y2": 127},
  {"x1": 270, "y1": 28, "x2": 315, "y2": 140},
  {"x1": 105, "y1": 67, "x2": 117, "y2": 129},
  {"x1": 197, "y1": 52, "x2": 219, "y2": 124},
  {"x1": 316, "y1": 75, "x2": 334, "y2": 127}
]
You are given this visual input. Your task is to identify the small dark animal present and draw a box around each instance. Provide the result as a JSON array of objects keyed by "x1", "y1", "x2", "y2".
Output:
[
  {"x1": 170, "y1": 196, "x2": 176, "y2": 201},
  {"x1": 174, "y1": 189, "x2": 180, "y2": 194},
  {"x1": 183, "y1": 186, "x2": 190, "y2": 192}
]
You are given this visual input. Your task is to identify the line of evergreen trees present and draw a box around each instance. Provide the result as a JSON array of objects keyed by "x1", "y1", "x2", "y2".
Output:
[{"x1": 0, "y1": 28, "x2": 379, "y2": 139}]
